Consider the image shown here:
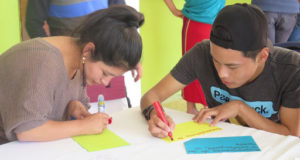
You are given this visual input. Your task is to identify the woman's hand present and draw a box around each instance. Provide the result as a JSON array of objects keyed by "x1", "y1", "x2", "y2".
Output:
[
  {"x1": 171, "y1": 9, "x2": 183, "y2": 18},
  {"x1": 164, "y1": 0, "x2": 184, "y2": 18},
  {"x1": 80, "y1": 112, "x2": 110, "y2": 134},
  {"x1": 131, "y1": 62, "x2": 143, "y2": 82},
  {"x1": 67, "y1": 100, "x2": 91, "y2": 120}
]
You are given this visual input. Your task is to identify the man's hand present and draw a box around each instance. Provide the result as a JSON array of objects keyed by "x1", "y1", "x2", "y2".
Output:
[
  {"x1": 193, "y1": 100, "x2": 243, "y2": 126},
  {"x1": 147, "y1": 111, "x2": 175, "y2": 138}
]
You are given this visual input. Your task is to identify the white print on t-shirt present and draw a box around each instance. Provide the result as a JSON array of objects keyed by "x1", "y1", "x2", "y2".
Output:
[{"x1": 210, "y1": 86, "x2": 277, "y2": 118}]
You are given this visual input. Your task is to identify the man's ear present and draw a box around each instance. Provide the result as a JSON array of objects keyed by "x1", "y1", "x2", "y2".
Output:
[
  {"x1": 257, "y1": 47, "x2": 269, "y2": 63},
  {"x1": 82, "y1": 42, "x2": 95, "y2": 57}
]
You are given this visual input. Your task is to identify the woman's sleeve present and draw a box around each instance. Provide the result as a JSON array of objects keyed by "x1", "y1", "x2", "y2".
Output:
[{"x1": 1, "y1": 49, "x2": 60, "y2": 141}]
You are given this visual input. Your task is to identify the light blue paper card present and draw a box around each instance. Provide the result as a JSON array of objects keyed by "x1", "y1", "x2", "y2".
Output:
[{"x1": 184, "y1": 136, "x2": 260, "y2": 154}]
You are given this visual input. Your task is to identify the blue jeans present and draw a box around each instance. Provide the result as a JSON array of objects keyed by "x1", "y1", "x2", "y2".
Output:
[
  {"x1": 288, "y1": 13, "x2": 300, "y2": 41},
  {"x1": 264, "y1": 11, "x2": 297, "y2": 43}
]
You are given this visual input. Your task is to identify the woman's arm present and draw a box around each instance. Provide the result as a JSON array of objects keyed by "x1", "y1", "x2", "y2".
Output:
[
  {"x1": 16, "y1": 112, "x2": 110, "y2": 142},
  {"x1": 163, "y1": 0, "x2": 183, "y2": 18}
]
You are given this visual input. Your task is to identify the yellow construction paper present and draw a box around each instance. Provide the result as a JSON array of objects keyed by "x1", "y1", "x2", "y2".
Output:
[
  {"x1": 73, "y1": 129, "x2": 130, "y2": 152},
  {"x1": 163, "y1": 121, "x2": 222, "y2": 143}
]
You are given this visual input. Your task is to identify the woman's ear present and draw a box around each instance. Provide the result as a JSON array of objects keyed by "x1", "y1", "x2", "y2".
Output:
[{"x1": 82, "y1": 42, "x2": 95, "y2": 57}]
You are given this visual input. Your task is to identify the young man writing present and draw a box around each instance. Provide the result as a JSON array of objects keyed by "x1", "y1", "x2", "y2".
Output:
[{"x1": 141, "y1": 3, "x2": 300, "y2": 138}]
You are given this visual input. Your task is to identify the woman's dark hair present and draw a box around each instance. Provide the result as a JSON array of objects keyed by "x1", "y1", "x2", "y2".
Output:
[{"x1": 73, "y1": 5, "x2": 144, "y2": 70}]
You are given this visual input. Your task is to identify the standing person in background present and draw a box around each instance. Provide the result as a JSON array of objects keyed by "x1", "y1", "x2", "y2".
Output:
[
  {"x1": 252, "y1": 0, "x2": 299, "y2": 43},
  {"x1": 289, "y1": 11, "x2": 300, "y2": 42},
  {"x1": 26, "y1": 0, "x2": 125, "y2": 38},
  {"x1": 164, "y1": 0, "x2": 225, "y2": 115}
]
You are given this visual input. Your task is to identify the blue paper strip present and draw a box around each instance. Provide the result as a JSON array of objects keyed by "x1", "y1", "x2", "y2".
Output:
[{"x1": 184, "y1": 136, "x2": 260, "y2": 154}]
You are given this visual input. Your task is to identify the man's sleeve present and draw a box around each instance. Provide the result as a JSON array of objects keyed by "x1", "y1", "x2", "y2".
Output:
[
  {"x1": 170, "y1": 43, "x2": 206, "y2": 85},
  {"x1": 281, "y1": 70, "x2": 300, "y2": 108},
  {"x1": 25, "y1": 0, "x2": 50, "y2": 38}
]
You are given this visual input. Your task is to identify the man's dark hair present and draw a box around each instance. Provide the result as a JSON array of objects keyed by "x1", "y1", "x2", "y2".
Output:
[
  {"x1": 210, "y1": 3, "x2": 268, "y2": 60},
  {"x1": 212, "y1": 25, "x2": 263, "y2": 60}
]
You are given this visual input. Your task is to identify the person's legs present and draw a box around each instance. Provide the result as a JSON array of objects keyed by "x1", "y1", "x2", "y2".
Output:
[
  {"x1": 182, "y1": 17, "x2": 210, "y2": 114},
  {"x1": 288, "y1": 13, "x2": 300, "y2": 42},
  {"x1": 187, "y1": 101, "x2": 198, "y2": 115},
  {"x1": 288, "y1": 26, "x2": 300, "y2": 41},
  {"x1": 276, "y1": 13, "x2": 297, "y2": 43},
  {"x1": 182, "y1": 17, "x2": 197, "y2": 115},
  {"x1": 264, "y1": 12, "x2": 277, "y2": 43}
]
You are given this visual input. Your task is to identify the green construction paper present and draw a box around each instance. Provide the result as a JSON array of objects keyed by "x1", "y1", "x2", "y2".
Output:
[
  {"x1": 73, "y1": 129, "x2": 130, "y2": 152},
  {"x1": 163, "y1": 121, "x2": 222, "y2": 143}
]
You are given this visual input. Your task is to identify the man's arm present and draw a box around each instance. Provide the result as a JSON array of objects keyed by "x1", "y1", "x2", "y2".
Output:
[
  {"x1": 240, "y1": 104, "x2": 300, "y2": 136},
  {"x1": 25, "y1": 0, "x2": 50, "y2": 38},
  {"x1": 141, "y1": 73, "x2": 185, "y2": 112},
  {"x1": 273, "y1": 106, "x2": 299, "y2": 136},
  {"x1": 140, "y1": 73, "x2": 186, "y2": 138},
  {"x1": 237, "y1": 103, "x2": 299, "y2": 136},
  {"x1": 194, "y1": 101, "x2": 300, "y2": 137}
]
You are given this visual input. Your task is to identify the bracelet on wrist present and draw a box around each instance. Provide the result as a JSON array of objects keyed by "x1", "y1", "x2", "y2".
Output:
[{"x1": 142, "y1": 104, "x2": 154, "y2": 120}]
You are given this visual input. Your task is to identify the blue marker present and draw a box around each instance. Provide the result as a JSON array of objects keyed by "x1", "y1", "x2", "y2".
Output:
[{"x1": 98, "y1": 94, "x2": 105, "y2": 113}]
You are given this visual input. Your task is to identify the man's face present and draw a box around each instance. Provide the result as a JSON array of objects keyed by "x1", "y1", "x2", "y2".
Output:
[{"x1": 210, "y1": 42, "x2": 262, "y2": 89}]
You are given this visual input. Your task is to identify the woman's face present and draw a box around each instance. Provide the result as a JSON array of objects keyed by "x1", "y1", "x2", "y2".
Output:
[{"x1": 84, "y1": 60, "x2": 126, "y2": 86}]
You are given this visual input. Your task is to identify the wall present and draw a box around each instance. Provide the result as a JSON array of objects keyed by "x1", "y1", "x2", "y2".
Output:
[
  {"x1": 0, "y1": 0, "x2": 21, "y2": 54},
  {"x1": 140, "y1": 0, "x2": 184, "y2": 94},
  {"x1": 226, "y1": 0, "x2": 251, "y2": 5}
]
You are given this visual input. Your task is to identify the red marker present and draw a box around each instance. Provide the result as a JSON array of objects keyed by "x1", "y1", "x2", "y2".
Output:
[
  {"x1": 108, "y1": 117, "x2": 112, "y2": 124},
  {"x1": 153, "y1": 101, "x2": 174, "y2": 141}
]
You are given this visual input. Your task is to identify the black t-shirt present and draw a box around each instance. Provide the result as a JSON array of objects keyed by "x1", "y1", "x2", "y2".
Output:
[{"x1": 171, "y1": 40, "x2": 300, "y2": 122}]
